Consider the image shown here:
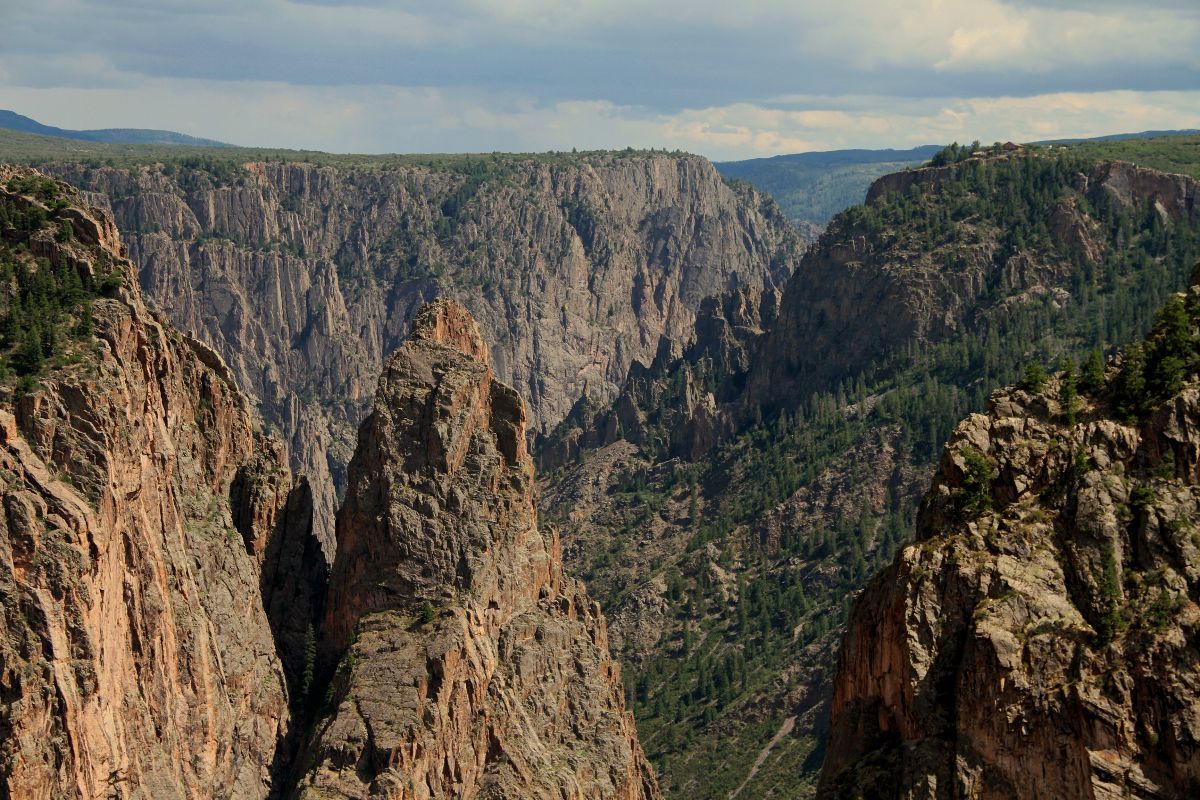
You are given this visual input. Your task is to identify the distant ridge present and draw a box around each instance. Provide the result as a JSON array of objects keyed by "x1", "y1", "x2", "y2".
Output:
[
  {"x1": 1034, "y1": 128, "x2": 1200, "y2": 144},
  {"x1": 715, "y1": 145, "x2": 941, "y2": 227},
  {"x1": 0, "y1": 109, "x2": 232, "y2": 147},
  {"x1": 715, "y1": 130, "x2": 1200, "y2": 228},
  {"x1": 716, "y1": 144, "x2": 942, "y2": 170}
]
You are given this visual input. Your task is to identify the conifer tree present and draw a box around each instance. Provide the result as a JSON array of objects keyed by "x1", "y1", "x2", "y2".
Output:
[
  {"x1": 1114, "y1": 343, "x2": 1147, "y2": 419},
  {"x1": 1021, "y1": 361, "x2": 1047, "y2": 393},
  {"x1": 1081, "y1": 348, "x2": 1106, "y2": 395}
]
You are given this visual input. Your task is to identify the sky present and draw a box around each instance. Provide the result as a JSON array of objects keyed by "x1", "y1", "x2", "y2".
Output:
[{"x1": 1, "y1": 0, "x2": 1198, "y2": 159}]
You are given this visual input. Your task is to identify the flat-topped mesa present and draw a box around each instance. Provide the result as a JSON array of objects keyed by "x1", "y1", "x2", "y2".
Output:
[{"x1": 301, "y1": 301, "x2": 660, "y2": 800}]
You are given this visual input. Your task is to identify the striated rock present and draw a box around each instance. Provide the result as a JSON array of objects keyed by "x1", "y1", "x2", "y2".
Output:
[
  {"x1": 50, "y1": 154, "x2": 800, "y2": 548},
  {"x1": 821, "y1": 294, "x2": 1200, "y2": 798},
  {"x1": 0, "y1": 168, "x2": 314, "y2": 799},
  {"x1": 1087, "y1": 161, "x2": 1200, "y2": 224},
  {"x1": 537, "y1": 284, "x2": 778, "y2": 471},
  {"x1": 293, "y1": 300, "x2": 660, "y2": 800}
]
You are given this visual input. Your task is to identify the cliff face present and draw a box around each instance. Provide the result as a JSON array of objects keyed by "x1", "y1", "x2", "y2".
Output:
[
  {"x1": 822, "y1": 286, "x2": 1200, "y2": 798},
  {"x1": 537, "y1": 152, "x2": 1200, "y2": 798},
  {"x1": 748, "y1": 158, "x2": 1200, "y2": 412},
  {"x1": 293, "y1": 300, "x2": 660, "y2": 800},
  {"x1": 0, "y1": 166, "x2": 661, "y2": 800},
  {"x1": 0, "y1": 168, "x2": 310, "y2": 798},
  {"x1": 537, "y1": 283, "x2": 778, "y2": 471},
  {"x1": 49, "y1": 154, "x2": 799, "y2": 547}
]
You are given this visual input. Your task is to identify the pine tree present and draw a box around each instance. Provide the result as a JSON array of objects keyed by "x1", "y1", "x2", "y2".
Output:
[
  {"x1": 1021, "y1": 361, "x2": 1047, "y2": 393},
  {"x1": 300, "y1": 623, "x2": 316, "y2": 711},
  {"x1": 1081, "y1": 348, "x2": 1106, "y2": 395},
  {"x1": 1114, "y1": 344, "x2": 1148, "y2": 419},
  {"x1": 1097, "y1": 540, "x2": 1126, "y2": 641},
  {"x1": 958, "y1": 446, "x2": 996, "y2": 515},
  {"x1": 17, "y1": 326, "x2": 42, "y2": 375},
  {"x1": 1147, "y1": 295, "x2": 1194, "y2": 397}
]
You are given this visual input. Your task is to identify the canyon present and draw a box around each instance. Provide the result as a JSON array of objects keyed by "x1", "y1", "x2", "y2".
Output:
[
  {"x1": 3, "y1": 135, "x2": 1200, "y2": 799},
  {"x1": 46, "y1": 154, "x2": 800, "y2": 549},
  {"x1": 538, "y1": 149, "x2": 1200, "y2": 796},
  {"x1": 0, "y1": 169, "x2": 657, "y2": 799}
]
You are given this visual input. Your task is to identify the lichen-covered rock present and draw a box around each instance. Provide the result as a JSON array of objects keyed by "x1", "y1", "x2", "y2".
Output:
[
  {"x1": 0, "y1": 168, "x2": 311, "y2": 799},
  {"x1": 821, "y1": 288, "x2": 1200, "y2": 798},
  {"x1": 293, "y1": 300, "x2": 660, "y2": 800}
]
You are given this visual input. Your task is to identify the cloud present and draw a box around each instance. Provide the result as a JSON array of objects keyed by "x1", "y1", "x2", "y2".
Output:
[
  {"x1": 3, "y1": 78, "x2": 1198, "y2": 160},
  {"x1": 0, "y1": 1, "x2": 1196, "y2": 156}
]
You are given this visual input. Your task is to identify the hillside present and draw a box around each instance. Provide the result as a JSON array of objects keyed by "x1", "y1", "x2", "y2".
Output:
[
  {"x1": 540, "y1": 142, "x2": 1200, "y2": 797},
  {"x1": 716, "y1": 145, "x2": 941, "y2": 229},
  {"x1": 822, "y1": 274, "x2": 1200, "y2": 799},
  {"x1": 0, "y1": 110, "x2": 232, "y2": 147}
]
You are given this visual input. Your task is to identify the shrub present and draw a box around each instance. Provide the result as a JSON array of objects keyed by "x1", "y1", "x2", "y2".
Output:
[{"x1": 957, "y1": 445, "x2": 996, "y2": 516}]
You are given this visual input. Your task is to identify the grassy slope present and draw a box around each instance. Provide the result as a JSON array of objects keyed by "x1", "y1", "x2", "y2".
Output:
[{"x1": 1063, "y1": 134, "x2": 1200, "y2": 179}]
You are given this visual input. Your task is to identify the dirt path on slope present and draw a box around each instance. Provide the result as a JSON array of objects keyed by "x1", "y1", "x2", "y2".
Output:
[{"x1": 728, "y1": 714, "x2": 797, "y2": 799}]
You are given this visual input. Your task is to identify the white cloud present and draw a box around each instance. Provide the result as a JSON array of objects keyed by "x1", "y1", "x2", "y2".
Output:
[
  {"x1": 0, "y1": 1, "x2": 1196, "y2": 155},
  {"x1": 3, "y1": 79, "x2": 1198, "y2": 160}
]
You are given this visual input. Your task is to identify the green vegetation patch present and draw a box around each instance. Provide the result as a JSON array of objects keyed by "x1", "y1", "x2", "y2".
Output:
[
  {"x1": 0, "y1": 179, "x2": 113, "y2": 390},
  {"x1": 0, "y1": 127, "x2": 690, "y2": 177},
  {"x1": 1063, "y1": 135, "x2": 1200, "y2": 180}
]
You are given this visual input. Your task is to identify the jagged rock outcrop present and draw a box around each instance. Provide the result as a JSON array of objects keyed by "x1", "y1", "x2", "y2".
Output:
[
  {"x1": 293, "y1": 300, "x2": 660, "y2": 800},
  {"x1": 49, "y1": 154, "x2": 799, "y2": 547},
  {"x1": 821, "y1": 287, "x2": 1200, "y2": 798},
  {"x1": 537, "y1": 284, "x2": 778, "y2": 471},
  {"x1": 0, "y1": 168, "x2": 313, "y2": 798}
]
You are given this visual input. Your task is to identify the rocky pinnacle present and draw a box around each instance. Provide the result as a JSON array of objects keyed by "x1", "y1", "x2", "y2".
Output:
[{"x1": 295, "y1": 299, "x2": 661, "y2": 800}]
